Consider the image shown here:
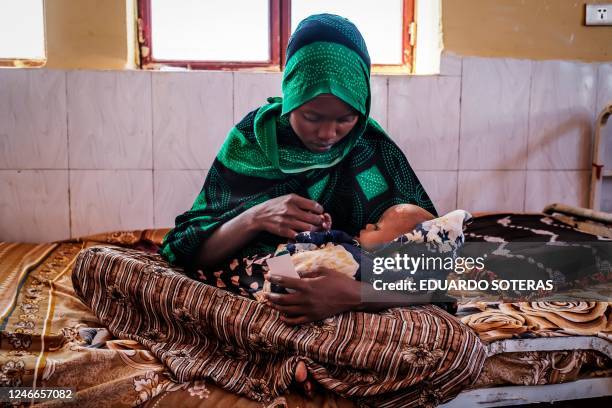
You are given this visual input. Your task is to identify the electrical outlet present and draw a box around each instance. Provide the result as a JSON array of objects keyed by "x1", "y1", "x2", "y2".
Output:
[{"x1": 586, "y1": 3, "x2": 612, "y2": 25}]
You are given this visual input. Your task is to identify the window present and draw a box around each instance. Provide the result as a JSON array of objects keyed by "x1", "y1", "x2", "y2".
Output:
[
  {"x1": 138, "y1": 0, "x2": 414, "y2": 72},
  {"x1": 0, "y1": 0, "x2": 46, "y2": 67},
  {"x1": 291, "y1": 0, "x2": 405, "y2": 65},
  {"x1": 150, "y1": 0, "x2": 270, "y2": 62}
]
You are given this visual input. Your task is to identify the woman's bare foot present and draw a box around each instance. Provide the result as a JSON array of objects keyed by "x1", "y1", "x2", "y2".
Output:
[{"x1": 295, "y1": 360, "x2": 315, "y2": 398}]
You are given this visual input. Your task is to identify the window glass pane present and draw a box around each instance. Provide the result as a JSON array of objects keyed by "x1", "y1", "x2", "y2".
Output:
[
  {"x1": 151, "y1": 0, "x2": 270, "y2": 62},
  {"x1": 291, "y1": 0, "x2": 403, "y2": 65},
  {"x1": 0, "y1": 0, "x2": 45, "y2": 59}
]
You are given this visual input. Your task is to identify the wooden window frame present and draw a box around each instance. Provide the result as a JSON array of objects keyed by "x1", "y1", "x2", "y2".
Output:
[
  {"x1": 0, "y1": 58, "x2": 46, "y2": 68},
  {"x1": 137, "y1": 0, "x2": 414, "y2": 72}
]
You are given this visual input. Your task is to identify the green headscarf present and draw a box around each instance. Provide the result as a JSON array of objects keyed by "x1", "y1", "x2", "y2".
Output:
[{"x1": 218, "y1": 14, "x2": 372, "y2": 177}]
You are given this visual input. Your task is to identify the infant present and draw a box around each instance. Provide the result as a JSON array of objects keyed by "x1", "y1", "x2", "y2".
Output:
[
  {"x1": 355, "y1": 204, "x2": 435, "y2": 251},
  {"x1": 282, "y1": 204, "x2": 435, "y2": 280},
  {"x1": 314, "y1": 204, "x2": 434, "y2": 248}
]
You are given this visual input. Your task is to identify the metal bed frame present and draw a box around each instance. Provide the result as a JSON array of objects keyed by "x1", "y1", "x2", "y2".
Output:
[{"x1": 440, "y1": 336, "x2": 612, "y2": 407}]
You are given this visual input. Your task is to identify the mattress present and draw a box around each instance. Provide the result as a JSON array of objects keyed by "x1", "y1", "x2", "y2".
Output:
[{"x1": 0, "y1": 219, "x2": 610, "y2": 407}]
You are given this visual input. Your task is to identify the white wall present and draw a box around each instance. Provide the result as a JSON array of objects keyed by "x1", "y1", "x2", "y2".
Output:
[{"x1": 1, "y1": 53, "x2": 611, "y2": 242}]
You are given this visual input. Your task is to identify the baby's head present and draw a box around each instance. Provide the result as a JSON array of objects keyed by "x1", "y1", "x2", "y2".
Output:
[{"x1": 357, "y1": 204, "x2": 434, "y2": 251}]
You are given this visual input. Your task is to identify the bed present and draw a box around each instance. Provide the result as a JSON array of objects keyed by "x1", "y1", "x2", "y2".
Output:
[{"x1": 0, "y1": 205, "x2": 610, "y2": 407}]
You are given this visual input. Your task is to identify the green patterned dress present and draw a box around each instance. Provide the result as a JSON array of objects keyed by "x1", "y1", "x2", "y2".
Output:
[{"x1": 160, "y1": 14, "x2": 436, "y2": 274}]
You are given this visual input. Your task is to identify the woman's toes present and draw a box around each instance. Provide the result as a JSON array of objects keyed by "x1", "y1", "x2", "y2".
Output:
[
  {"x1": 303, "y1": 380, "x2": 314, "y2": 398},
  {"x1": 295, "y1": 361, "x2": 308, "y2": 383}
]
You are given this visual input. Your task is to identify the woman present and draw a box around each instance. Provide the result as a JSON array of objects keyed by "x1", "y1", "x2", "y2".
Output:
[{"x1": 160, "y1": 14, "x2": 437, "y2": 325}]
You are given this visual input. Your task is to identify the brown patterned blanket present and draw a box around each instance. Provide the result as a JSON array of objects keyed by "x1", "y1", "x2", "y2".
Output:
[{"x1": 71, "y1": 245, "x2": 486, "y2": 407}]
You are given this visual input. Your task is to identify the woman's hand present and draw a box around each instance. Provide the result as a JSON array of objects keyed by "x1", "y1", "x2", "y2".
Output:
[
  {"x1": 195, "y1": 194, "x2": 328, "y2": 267},
  {"x1": 263, "y1": 267, "x2": 361, "y2": 325},
  {"x1": 250, "y1": 194, "x2": 328, "y2": 239}
]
